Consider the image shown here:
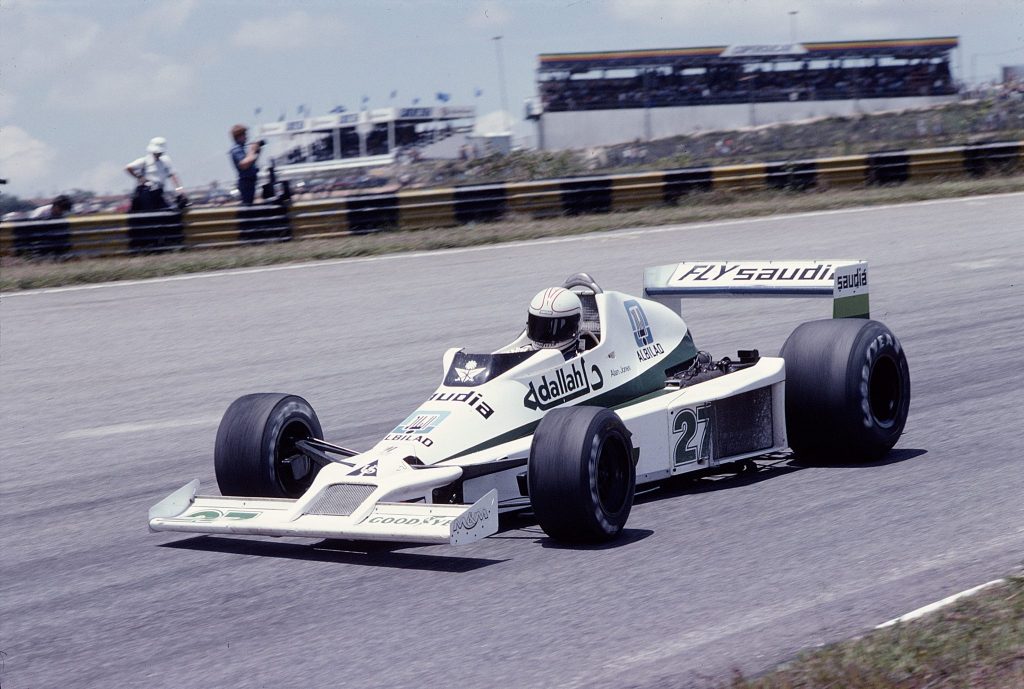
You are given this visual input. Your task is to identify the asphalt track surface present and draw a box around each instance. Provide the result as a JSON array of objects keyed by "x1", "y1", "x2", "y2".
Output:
[{"x1": 2, "y1": 193, "x2": 1023, "y2": 689}]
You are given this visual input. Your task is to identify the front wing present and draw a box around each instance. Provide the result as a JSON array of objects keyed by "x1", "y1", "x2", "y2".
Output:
[{"x1": 149, "y1": 480, "x2": 498, "y2": 545}]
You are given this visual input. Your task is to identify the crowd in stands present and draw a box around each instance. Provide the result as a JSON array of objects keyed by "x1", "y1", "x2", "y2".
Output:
[{"x1": 541, "y1": 61, "x2": 955, "y2": 112}]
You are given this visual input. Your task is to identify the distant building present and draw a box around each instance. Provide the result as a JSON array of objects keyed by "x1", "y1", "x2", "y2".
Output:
[
  {"x1": 530, "y1": 36, "x2": 959, "y2": 150},
  {"x1": 1003, "y1": 65, "x2": 1024, "y2": 84},
  {"x1": 258, "y1": 106, "x2": 476, "y2": 180}
]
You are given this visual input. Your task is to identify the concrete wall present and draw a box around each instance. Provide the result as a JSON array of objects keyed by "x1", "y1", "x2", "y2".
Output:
[{"x1": 537, "y1": 96, "x2": 956, "y2": 150}]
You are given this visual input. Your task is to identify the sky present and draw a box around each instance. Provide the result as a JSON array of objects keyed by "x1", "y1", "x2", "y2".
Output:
[{"x1": 1, "y1": 0, "x2": 1022, "y2": 199}]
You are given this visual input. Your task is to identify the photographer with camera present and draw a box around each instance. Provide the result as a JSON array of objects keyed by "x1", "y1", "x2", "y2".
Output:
[
  {"x1": 229, "y1": 124, "x2": 264, "y2": 206},
  {"x1": 125, "y1": 136, "x2": 184, "y2": 211}
]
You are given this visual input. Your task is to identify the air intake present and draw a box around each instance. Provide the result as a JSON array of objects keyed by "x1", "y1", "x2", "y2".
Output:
[{"x1": 305, "y1": 484, "x2": 376, "y2": 516}]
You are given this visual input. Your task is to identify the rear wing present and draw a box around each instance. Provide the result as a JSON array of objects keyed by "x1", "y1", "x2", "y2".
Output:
[{"x1": 643, "y1": 260, "x2": 869, "y2": 318}]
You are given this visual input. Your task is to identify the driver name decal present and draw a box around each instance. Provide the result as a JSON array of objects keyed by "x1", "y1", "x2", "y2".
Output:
[{"x1": 523, "y1": 357, "x2": 604, "y2": 411}]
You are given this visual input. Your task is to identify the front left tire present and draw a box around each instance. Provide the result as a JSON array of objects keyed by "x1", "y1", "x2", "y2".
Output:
[
  {"x1": 214, "y1": 393, "x2": 323, "y2": 498},
  {"x1": 528, "y1": 406, "x2": 636, "y2": 543}
]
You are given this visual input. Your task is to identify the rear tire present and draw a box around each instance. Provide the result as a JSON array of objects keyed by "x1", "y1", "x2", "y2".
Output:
[
  {"x1": 528, "y1": 406, "x2": 635, "y2": 543},
  {"x1": 781, "y1": 319, "x2": 910, "y2": 462},
  {"x1": 214, "y1": 393, "x2": 324, "y2": 498}
]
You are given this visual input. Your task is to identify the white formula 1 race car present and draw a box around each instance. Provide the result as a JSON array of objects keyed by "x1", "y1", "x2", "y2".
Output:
[{"x1": 149, "y1": 260, "x2": 910, "y2": 546}]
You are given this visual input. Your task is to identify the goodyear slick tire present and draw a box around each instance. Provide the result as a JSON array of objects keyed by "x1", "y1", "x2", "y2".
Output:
[
  {"x1": 781, "y1": 319, "x2": 910, "y2": 463},
  {"x1": 215, "y1": 393, "x2": 323, "y2": 498},
  {"x1": 528, "y1": 406, "x2": 635, "y2": 543}
]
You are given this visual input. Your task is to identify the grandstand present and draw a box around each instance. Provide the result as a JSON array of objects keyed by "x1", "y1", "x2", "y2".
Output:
[
  {"x1": 532, "y1": 37, "x2": 959, "y2": 150},
  {"x1": 258, "y1": 106, "x2": 476, "y2": 179}
]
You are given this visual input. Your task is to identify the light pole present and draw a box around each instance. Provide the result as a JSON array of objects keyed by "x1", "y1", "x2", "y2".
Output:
[
  {"x1": 788, "y1": 10, "x2": 798, "y2": 44},
  {"x1": 493, "y1": 35, "x2": 511, "y2": 134}
]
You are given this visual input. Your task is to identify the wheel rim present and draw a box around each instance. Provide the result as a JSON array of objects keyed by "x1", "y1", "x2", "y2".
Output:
[
  {"x1": 869, "y1": 354, "x2": 902, "y2": 428},
  {"x1": 596, "y1": 434, "x2": 630, "y2": 516},
  {"x1": 275, "y1": 419, "x2": 316, "y2": 496}
]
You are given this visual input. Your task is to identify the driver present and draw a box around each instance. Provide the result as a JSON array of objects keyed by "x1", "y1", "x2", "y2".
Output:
[{"x1": 527, "y1": 287, "x2": 582, "y2": 357}]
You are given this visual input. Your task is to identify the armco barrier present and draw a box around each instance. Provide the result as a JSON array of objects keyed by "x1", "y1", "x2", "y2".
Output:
[{"x1": 2, "y1": 141, "x2": 1019, "y2": 259}]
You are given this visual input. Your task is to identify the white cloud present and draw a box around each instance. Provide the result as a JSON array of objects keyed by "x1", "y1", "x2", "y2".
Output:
[
  {"x1": 466, "y1": 1, "x2": 513, "y2": 29},
  {"x1": 133, "y1": 0, "x2": 199, "y2": 34},
  {"x1": 3, "y1": 12, "x2": 102, "y2": 86},
  {"x1": 74, "y1": 160, "x2": 131, "y2": 195},
  {"x1": 0, "y1": 125, "x2": 57, "y2": 188},
  {"x1": 230, "y1": 11, "x2": 348, "y2": 50},
  {"x1": 47, "y1": 58, "x2": 193, "y2": 111}
]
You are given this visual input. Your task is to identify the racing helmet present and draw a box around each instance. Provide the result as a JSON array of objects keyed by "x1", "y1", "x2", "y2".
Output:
[{"x1": 527, "y1": 287, "x2": 582, "y2": 350}]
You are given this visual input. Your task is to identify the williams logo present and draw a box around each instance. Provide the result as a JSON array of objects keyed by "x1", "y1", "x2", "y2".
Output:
[
  {"x1": 625, "y1": 299, "x2": 664, "y2": 362},
  {"x1": 523, "y1": 358, "x2": 604, "y2": 411},
  {"x1": 624, "y1": 300, "x2": 654, "y2": 347}
]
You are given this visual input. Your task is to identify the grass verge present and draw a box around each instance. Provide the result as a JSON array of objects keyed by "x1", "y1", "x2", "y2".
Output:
[
  {"x1": 2, "y1": 175, "x2": 1022, "y2": 292},
  {"x1": 721, "y1": 575, "x2": 1024, "y2": 689}
]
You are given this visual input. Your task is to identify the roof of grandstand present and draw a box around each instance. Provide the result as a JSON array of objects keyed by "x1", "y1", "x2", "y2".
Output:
[{"x1": 538, "y1": 36, "x2": 959, "y2": 72}]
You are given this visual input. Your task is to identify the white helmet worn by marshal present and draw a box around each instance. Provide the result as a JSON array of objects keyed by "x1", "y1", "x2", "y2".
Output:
[{"x1": 527, "y1": 287, "x2": 582, "y2": 351}]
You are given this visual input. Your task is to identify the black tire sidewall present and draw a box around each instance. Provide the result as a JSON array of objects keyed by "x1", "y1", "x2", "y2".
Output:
[
  {"x1": 845, "y1": 322, "x2": 911, "y2": 453},
  {"x1": 781, "y1": 319, "x2": 910, "y2": 462},
  {"x1": 581, "y1": 416, "x2": 634, "y2": 533},
  {"x1": 529, "y1": 406, "x2": 635, "y2": 543},
  {"x1": 215, "y1": 393, "x2": 323, "y2": 498}
]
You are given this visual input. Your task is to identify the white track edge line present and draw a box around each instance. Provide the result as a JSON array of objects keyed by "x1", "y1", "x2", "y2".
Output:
[
  {"x1": 875, "y1": 578, "x2": 1005, "y2": 628},
  {"x1": 5, "y1": 191, "x2": 1022, "y2": 298}
]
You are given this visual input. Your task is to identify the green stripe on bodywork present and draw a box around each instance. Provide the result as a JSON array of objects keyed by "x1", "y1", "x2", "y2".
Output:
[
  {"x1": 833, "y1": 293, "x2": 870, "y2": 319},
  {"x1": 445, "y1": 420, "x2": 542, "y2": 461},
  {"x1": 443, "y1": 334, "x2": 698, "y2": 461}
]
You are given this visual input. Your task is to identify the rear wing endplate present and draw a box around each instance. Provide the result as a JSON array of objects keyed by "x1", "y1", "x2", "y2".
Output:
[{"x1": 643, "y1": 260, "x2": 869, "y2": 318}]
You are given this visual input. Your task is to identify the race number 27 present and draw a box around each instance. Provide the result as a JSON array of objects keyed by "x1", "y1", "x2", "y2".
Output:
[{"x1": 673, "y1": 405, "x2": 712, "y2": 465}]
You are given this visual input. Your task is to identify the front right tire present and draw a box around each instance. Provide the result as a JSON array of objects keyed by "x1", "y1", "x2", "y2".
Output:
[{"x1": 214, "y1": 393, "x2": 323, "y2": 498}]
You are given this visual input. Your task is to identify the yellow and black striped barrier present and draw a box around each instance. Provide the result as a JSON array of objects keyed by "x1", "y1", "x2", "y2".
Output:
[{"x1": 2, "y1": 141, "x2": 1019, "y2": 259}]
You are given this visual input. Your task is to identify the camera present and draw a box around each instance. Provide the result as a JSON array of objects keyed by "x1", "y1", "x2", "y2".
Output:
[{"x1": 257, "y1": 139, "x2": 266, "y2": 147}]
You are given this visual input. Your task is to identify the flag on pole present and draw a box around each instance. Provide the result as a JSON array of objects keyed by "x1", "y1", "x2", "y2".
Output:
[
  {"x1": 474, "y1": 88, "x2": 483, "y2": 97},
  {"x1": 254, "y1": 107, "x2": 263, "y2": 117},
  {"x1": 390, "y1": 90, "x2": 398, "y2": 99},
  {"x1": 436, "y1": 92, "x2": 451, "y2": 102},
  {"x1": 412, "y1": 97, "x2": 420, "y2": 105}
]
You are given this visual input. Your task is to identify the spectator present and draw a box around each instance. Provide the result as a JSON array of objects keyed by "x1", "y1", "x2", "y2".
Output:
[
  {"x1": 125, "y1": 137, "x2": 183, "y2": 211},
  {"x1": 28, "y1": 195, "x2": 74, "y2": 220},
  {"x1": 229, "y1": 124, "x2": 262, "y2": 205},
  {"x1": 49, "y1": 195, "x2": 73, "y2": 219}
]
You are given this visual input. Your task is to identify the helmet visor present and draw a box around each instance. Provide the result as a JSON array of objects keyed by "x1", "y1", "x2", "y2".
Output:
[{"x1": 527, "y1": 313, "x2": 580, "y2": 346}]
